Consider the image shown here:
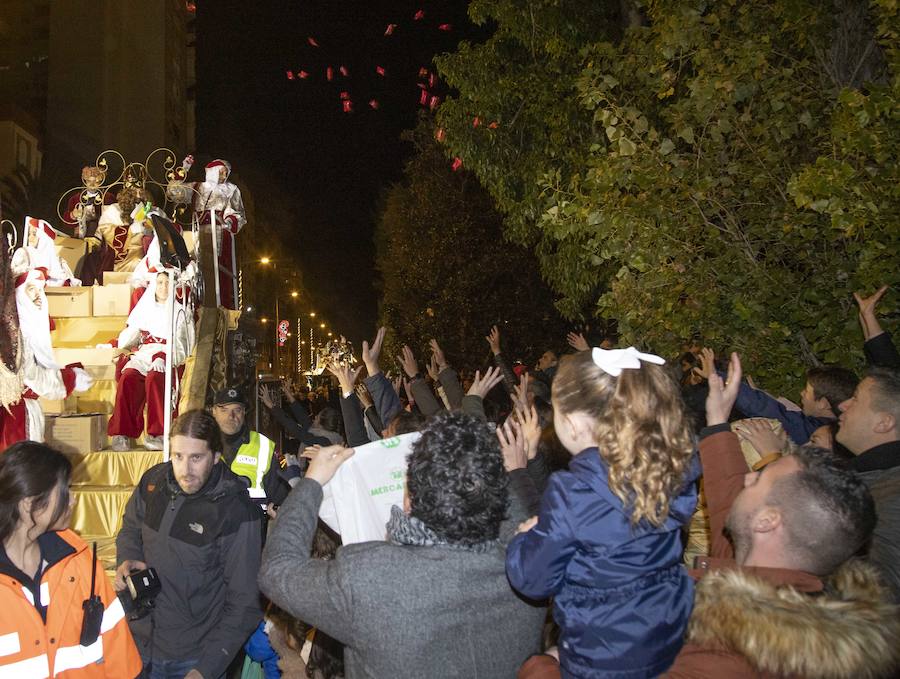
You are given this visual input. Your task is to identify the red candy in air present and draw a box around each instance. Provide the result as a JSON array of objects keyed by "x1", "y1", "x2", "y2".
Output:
[
  {"x1": 438, "y1": 23, "x2": 452, "y2": 31},
  {"x1": 298, "y1": 70, "x2": 309, "y2": 79},
  {"x1": 414, "y1": 9, "x2": 425, "y2": 20},
  {"x1": 343, "y1": 100, "x2": 353, "y2": 113},
  {"x1": 451, "y1": 157, "x2": 463, "y2": 171},
  {"x1": 308, "y1": 37, "x2": 319, "y2": 47},
  {"x1": 385, "y1": 23, "x2": 397, "y2": 36},
  {"x1": 340, "y1": 91, "x2": 350, "y2": 100},
  {"x1": 340, "y1": 65, "x2": 349, "y2": 77},
  {"x1": 369, "y1": 99, "x2": 380, "y2": 110},
  {"x1": 473, "y1": 117, "x2": 481, "y2": 128},
  {"x1": 435, "y1": 128, "x2": 446, "y2": 142},
  {"x1": 429, "y1": 95, "x2": 440, "y2": 110},
  {"x1": 376, "y1": 65, "x2": 386, "y2": 76},
  {"x1": 326, "y1": 66, "x2": 333, "y2": 81},
  {"x1": 488, "y1": 121, "x2": 499, "y2": 129},
  {"x1": 286, "y1": 70, "x2": 295, "y2": 80},
  {"x1": 419, "y1": 90, "x2": 429, "y2": 105}
]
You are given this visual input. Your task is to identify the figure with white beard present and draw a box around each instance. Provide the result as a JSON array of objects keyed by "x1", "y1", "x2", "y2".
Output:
[
  {"x1": 183, "y1": 156, "x2": 245, "y2": 309},
  {"x1": 0, "y1": 269, "x2": 92, "y2": 450}
]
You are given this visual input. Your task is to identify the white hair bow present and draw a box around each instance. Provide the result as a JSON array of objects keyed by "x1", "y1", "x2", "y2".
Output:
[{"x1": 591, "y1": 346, "x2": 666, "y2": 376}]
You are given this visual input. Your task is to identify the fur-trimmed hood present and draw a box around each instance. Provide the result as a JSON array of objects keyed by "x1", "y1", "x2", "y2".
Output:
[{"x1": 686, "y1": 559, "x2": 900, "y2": 678}]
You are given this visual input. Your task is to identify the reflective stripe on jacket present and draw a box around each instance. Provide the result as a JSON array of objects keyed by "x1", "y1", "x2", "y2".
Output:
[
  {"x1": 0, "y1": 529, "x2": 142, "y2": 678},
  {"x1": 230, "y1": 431, "x2": 274, "y2": 499}
]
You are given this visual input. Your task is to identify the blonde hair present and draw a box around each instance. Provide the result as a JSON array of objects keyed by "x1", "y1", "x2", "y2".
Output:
[{"x1": 553, "y1": 351, "x2": 694, "y2": 526}]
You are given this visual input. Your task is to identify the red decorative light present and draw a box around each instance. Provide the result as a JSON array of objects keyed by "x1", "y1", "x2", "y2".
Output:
[
  {"x1": 326, "y1": 66, "x2": 333, "y2": 81},
  {"x1": 385, "y1": 23, "x2": 397, "y2": 36},
  {"x1": 451, "y1": 157, "x2": 463, "y2": 171},
  {"x1": 307, "y1": 37, "x2": 319, "y2": 47},
  {"x1": 286, "y1": 70, "x2": 295, "y2": 80},
  {"x1": 438, "y1": 23, "x2": 452, "y2": 31},
  {"x1": 414, "y1": 9, "x2": 425, "y2": 20},
  {"x1": 298, "y1": 70, "x2": 309, "y2": 79},
  {"x1": 342, "y1": 100, "x2": 353, "y2": 113},
  {"x1": 339, "y1": 65, "x2": 349, "y2": 77},
  {"x1": 369, "y1": 99, "x2": 380, "y2": 110},
  {"x1": 376, "y1": 65, "x2": 386, "y2": 76}
]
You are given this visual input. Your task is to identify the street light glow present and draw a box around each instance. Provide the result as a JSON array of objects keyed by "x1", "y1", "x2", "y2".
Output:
[
  {"x1": 309, "y1": 312, "x2": 316, "y2": 318},
  {"x1": 260, "y1": 257, "x2": 271, "y2": 265},
  {"x1": 291, "y1": 291, "x2": 298, "y2": 298},
  {"x1": 320, "y1": 323, "x2": 325, "y2": 329},
  {"x1": 261, "y1": 318, "x2": 269, "y2": 323}
]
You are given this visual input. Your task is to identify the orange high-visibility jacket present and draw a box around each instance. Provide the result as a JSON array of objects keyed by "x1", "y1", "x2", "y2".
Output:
[{"x1": 0, "y1": 529, "x2": 142, "y2": 678}]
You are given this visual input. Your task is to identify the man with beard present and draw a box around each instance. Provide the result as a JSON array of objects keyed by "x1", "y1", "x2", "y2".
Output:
[{"x1": 115, "y1": 409, "x2": 263, "y2": 679}]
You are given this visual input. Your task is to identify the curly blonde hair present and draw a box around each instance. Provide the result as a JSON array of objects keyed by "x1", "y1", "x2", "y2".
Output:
[{"x1": 553, "y1": 351, "x2": 694, "y2": 526}]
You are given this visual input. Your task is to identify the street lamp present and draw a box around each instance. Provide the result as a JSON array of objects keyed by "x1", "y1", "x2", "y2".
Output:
[{"x1": 291, "y1": 291, "x2": 298, "y2": 298}]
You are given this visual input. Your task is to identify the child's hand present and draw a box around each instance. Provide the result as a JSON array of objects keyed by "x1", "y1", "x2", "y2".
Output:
[{"x1": 516, "y1": 516, "x2": 538, "y2": 534}]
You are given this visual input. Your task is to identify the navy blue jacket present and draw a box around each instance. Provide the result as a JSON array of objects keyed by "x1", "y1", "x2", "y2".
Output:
[{"x1": 506, "y1": 447, "x2": 699, "y2": 679}]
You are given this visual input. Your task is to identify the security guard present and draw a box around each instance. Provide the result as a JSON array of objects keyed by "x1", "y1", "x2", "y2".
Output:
[{"x1": 210, "y1": 387, "x2": 297, "y2": 511}]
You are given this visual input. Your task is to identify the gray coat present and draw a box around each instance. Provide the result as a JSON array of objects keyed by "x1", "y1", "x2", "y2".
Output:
[{"x1": 259, "y1": 477, "x2": 546, "y2": 679}]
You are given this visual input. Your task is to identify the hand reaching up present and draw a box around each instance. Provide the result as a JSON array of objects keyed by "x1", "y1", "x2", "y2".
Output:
[
  {"x1": 497, "y1": 418, "x2": 527, "y2": 471},
  {"x1": 355, "y1": 384, "x2": 373, "y2": 408},
  {"x1": 429, "y1": 339, "x2": 448, "y2": 371},
  {"x1": 467, "y1": 366, "x2": 504, "y2": 399},
  {"x1": 397, "y1": 345, "x2": 420, "y2": 378},
  {"x1": 362, "y1": 326, "x2": 386, "y2": 376},
  {"x1": 512, "y1": 372, "x2": 531, "y2": 411},
  {"x1": 258, "y1": 384, "x2": 276, "y2": 409},
  {"x1": 854, "y1": 285, "x2": 888, "y2": 341},
  {"x1": 706, "y1": 352, "x2": 742, "y2": 426},
  {"x1": 516, "y1": 403, "x2": 541, "y2": 460},
  {"x1": 326, "y1": 360, "x2": 362, "y2": 395},
  {"x1": 566, "y1": 332, "x2": 590, "y2": 352},
  {"x1": 485, "y1": 325, "x2": 502, "y2": 355}
]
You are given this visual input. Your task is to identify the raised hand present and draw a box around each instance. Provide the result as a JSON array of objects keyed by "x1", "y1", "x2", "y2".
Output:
[
  {"x1": 566, "y1": 331, "x2": 590, "y2": 352},
  {"x1": 426, "y1": 354, "x2": 440, "y2": 382},
  {"x1": 258, "y1": 384, "x2": 275, "y2": 409},
  {"x1": 485, "y1": 325, "x2": 502, "y2": 355},
  {"x1": 355, "y1": 384, "x2": 373, "y2": 408},
  {"x1": 467, "y1": 366, "x2": 504, "y2": 399},
  {"x1": 517, "y1": 403, "x2": 541, "y2": 460},
  {"x1": 429, "y1": 339, "x2": 448, "y2": 371},
  {"x1": 695, "y1": 347, "x2": 716, "y2": 380},
  {"x1": 397, "y1": 345, "x2": 419, "y2": 378},
  {"x1": 362, "y1": 326, "x2": 386, "y2": 376},
  {"x1": 854, "y1": 285, "x2": 888, "y2": 340},
  {"x1": 497, "y1": 419, "x2": 528, "y2": 471},
  {"x1": 280, "y1": 379, "x2": 295, "y2": 403},
  {"x1": 706, "y1": 352, "x2": 742, "y2": 426},
  {"x1": 302, "y1": 444, "x2": 355, "y2": 486},
  {"x1": 512, "y1": 372, "x2": 530, "y2": 411},
  {"x1": 391, "y1": 374, "x2": 403, "y2": 396},
  {"x1": 326, "y1": 359, "x2": 362, "y2": 395}
]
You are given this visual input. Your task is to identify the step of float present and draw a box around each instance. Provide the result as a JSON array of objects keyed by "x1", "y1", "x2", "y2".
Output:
[
  {"x1": 66, "y1": 449, "x2": 163, "y2": 487},
  {"x1": 51, "y1": 317, "x2": 127, "y2": 348},
  {"x1": 70, "y1": 485, "x2": 135, "y2": 540}
]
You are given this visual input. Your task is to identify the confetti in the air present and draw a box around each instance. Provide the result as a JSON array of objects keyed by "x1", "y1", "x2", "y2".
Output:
[
  {"x1": 343, "y1": 100, "x2": 353, "y2": 113},
  {"x1": 413, "y1": 9, "x2": 425, "y2": 20},
  {"x1": 385, "y1": 23, "x2": 397, "y2": 36},
  {"x1": 438, "y1": 23, "x2": 452, "y2": 31},
  {"x1": 340, "y1": 91, "x2": 350, "y2": 100},
  {"x1": 326, "y1": 66, "x2": 334, "y2": 81},
  {"x1": 451, "y1": 157, "x2": 463, "y2": 171},
  {"x1": 339, "y1": 65, "x2": 349, "y2": 77},
  {"x1": 308, "y1": 37, "x2": 319, "y2": 47},
  {"x1": 376, "y1": 65, "x2": 386, "y2": 76},
  {"x1": 369, "y1": 99, "x2": 380, "y2": 109},
  {"x1": 286, "y1": 70, "x2": 295, "y2": 80},
  {"x1": 298, "y1": 70, "x2": 309, "y2": 79}
]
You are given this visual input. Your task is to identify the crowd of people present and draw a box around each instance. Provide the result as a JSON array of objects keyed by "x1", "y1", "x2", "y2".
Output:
[{"x1": 1, "y1": 281, "x2": 899, "y2": 678}]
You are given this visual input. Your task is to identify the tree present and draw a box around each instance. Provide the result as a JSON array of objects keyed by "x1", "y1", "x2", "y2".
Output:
[
  {"x1": 375, "y1": 118, "x2": 569, "y2": 370},
  {"x1": 436, "y1": 0, "x2": 899, "y2": 394}
]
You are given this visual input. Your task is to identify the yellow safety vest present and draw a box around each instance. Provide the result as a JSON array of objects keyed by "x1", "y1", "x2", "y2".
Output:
[{"x1": 230, "y1": 431, "x2": 274, "y2": 499}]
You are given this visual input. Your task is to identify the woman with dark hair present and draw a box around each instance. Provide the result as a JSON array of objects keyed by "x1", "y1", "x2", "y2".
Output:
[{"x1": 0, "y1": 441, "x2": 142, "y2": 677}]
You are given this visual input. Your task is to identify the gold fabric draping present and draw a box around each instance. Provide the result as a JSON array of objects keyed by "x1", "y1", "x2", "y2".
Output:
[
  {"x1": 70, "y1": 487, "x2": 133, "y2": 538},
  {"x1": 68, "y1": 450, "x2": 163, "y2": 487}
]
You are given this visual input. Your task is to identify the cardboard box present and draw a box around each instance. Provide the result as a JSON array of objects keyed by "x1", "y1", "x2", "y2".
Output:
[
  {"x1": 101, "y1": 271, "x2": 132, "y2": 285},
  {"x1": 50, "y1": 316, "x2": 127, "y2": 348},
  {"x1": 54, "y1": 236, "x2": 85, "y2": 275},
  {"x1": 40, "y1": 394, "x2": 77, "y2": 415},
  {"x1": 93, "y1": 283, "x2": 132, "y2": 316},
  {"x1": 46, "y1": 287, "x2": 92, "y2": 318},
  {"x1": 45, "y1": 413, "x2": 105, "y2": 454}
]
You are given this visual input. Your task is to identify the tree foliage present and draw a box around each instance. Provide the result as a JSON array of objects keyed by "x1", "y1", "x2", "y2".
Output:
[
  {"x1": 375, "y1": 119, "x2": 568, "y2": 370},
  {"x1": 436, "y1": 0, "x2": 899, "y2": 393}
]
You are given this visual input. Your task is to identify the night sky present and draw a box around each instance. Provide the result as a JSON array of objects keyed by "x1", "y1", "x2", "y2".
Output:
[{"x1": 195, "y1": 0, "x2": 483, "y2": 341}]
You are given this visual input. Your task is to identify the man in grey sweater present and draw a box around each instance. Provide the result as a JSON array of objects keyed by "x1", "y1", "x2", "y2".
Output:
[{"x1": 259, "y1": 411, "x2": 546, "y2": 678}]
